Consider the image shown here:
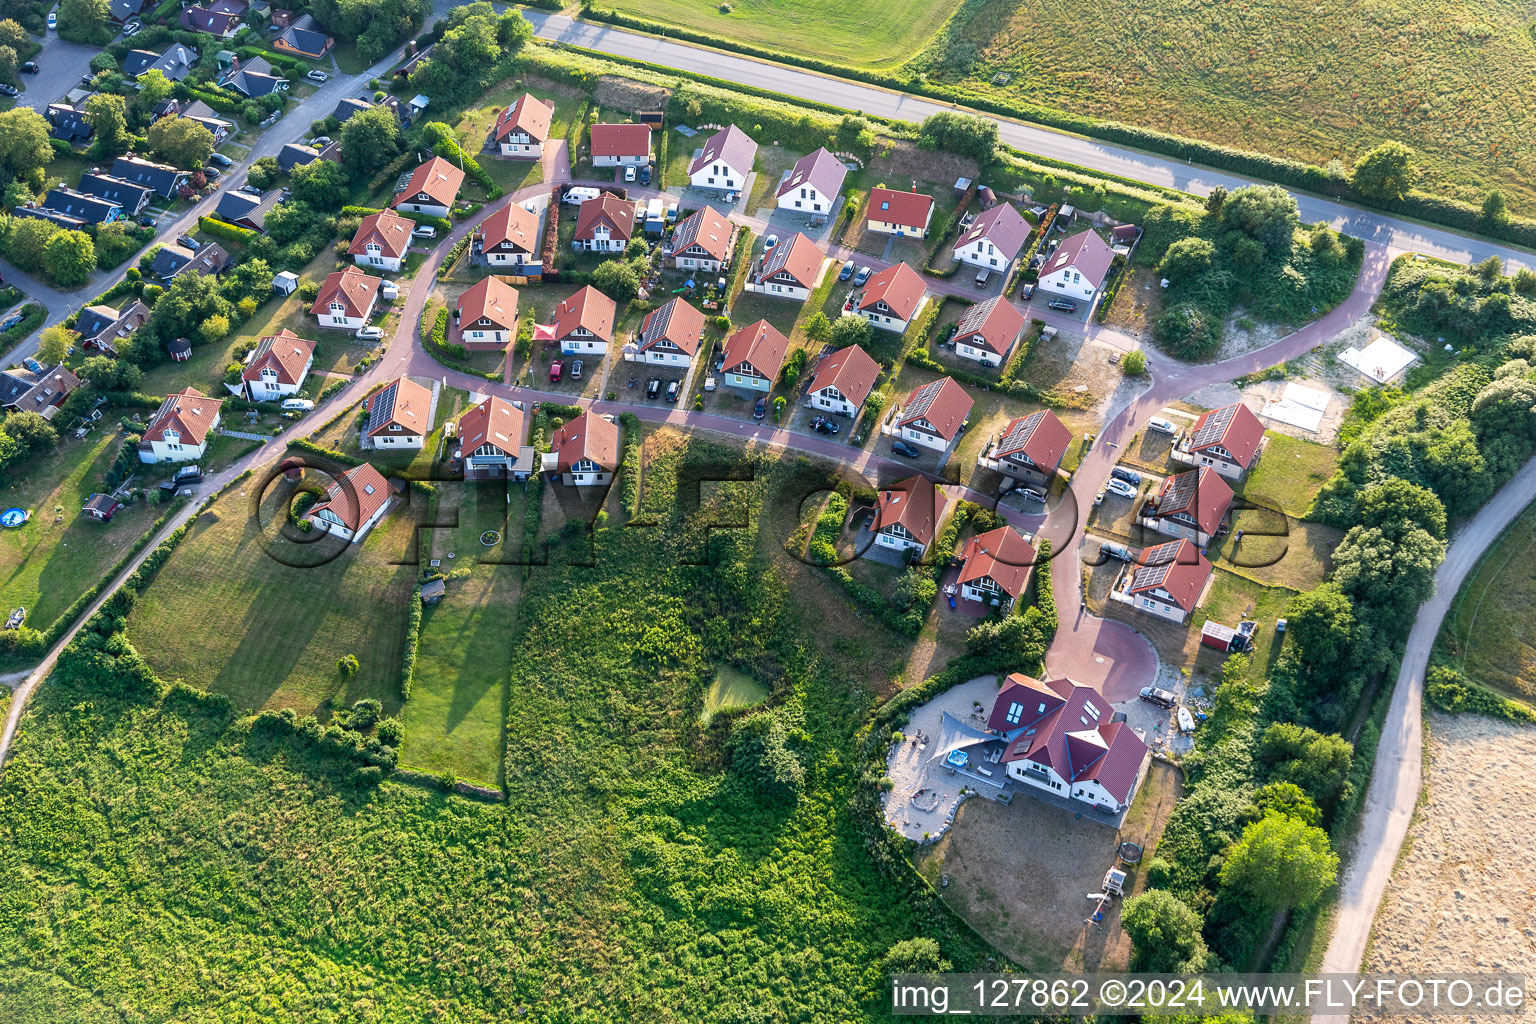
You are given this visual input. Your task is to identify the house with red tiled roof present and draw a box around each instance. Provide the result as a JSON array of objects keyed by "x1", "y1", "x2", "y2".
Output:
[
  {"x1": 348, "y1": 210, "x2": 414, "y2": 273},
  {"x1": 138, "y1": 386, "x2": 224, "y2": 464},
  {"x1": 589, "y1": 123, "x2": 652, "y2": 168},
  {"x1": 542, "y1": 411, "x2": 619, "y2": 486},
  {"x1": 775, "y1": 147, "x2": 845, "y2": 215},
  {"x1": 977, "y1": 408, "x2": 1073, "y2": 490},
  {"x1": 1038, "y1": 228, "x2": 1116, "y2": 306},
  {"x1": 239, "y1": 329, "x2": 314, "y2": 402},
  {"x1": 455, "y1": 277, "x2": 519, "y2": 352},
  {"x1": 871, "y1": 475, "x2": 948, "y2": 557},
  {"x1": 474, "y1": 202, "x2": 541, "y2": 273},
  {"x1": 312, "y1": 266, "x2": 382, "y2": 331},
  {"x1": 455, "y1": 395, "x2": 534, "y2": 480},
  {"x1": 720, "y1": 319, "x2": 789, "y2": 394},
  {"x1": 952, "y1": 295, "x2": 1026, "y2": 367},
  {"x1": 746, "y1": 232, "x2": 823, "y2": 301},
  {"x1": 1138, "y1": 467, "x2": 1233, "y2": 546},
  {"x1": 363, "y1": 376, "x2": 433, "y2": 450},
  {"x1": 545, "y1": 285, "x2": 616, "y2": 356},
  {"x1": 307, "y1": 463, "x2": 394, "y2": 543},
  {"x1": 668, "y1": 206, "x2": 733, "y2": 272},
  {"x1": 865, "y1": 186, "x2": 934, "y2": 238},
  {"x1": 953, "y1": 201, "x2": 1030, "y2": 272},
  {"x1": 957, "y1": 525, "x2": 1036, "y2": 608},
  {"x1": 491, "y1": 94, "x2": 554, "y2": 158},
  {"x1": 391, "y1": 156, "x2": 464, "y2": 218},
  {"x1": 985, "y1": 672, "x2": 1149, "y2": 815},
  {"x1": 805, "y1": 343, "x2": 880, "y2": 418},
  {"x1": 633, "y1": 297, "x2": 706, "y2": 366},
  {"x1": 688, "y1": 124, "x2": 756, "y2": 194},
  {"x1": 572, "y1": 192, "x2": 635, "y2": 254},
  {"x1": 1111, "y1": 538, "x2": 1212, "y2": 624},
  {"x1": 855, "y1": 261, "x2": 926, "y2": 334},
  {"x1": 891, "y1": 376, "x2": 974, "y2": 453},
  {"x1": 1172, "y1": 401, "x2": 1267, "y2": 481}
]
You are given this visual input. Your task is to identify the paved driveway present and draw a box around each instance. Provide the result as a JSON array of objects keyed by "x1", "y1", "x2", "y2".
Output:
[{"x1": 15, "y1": 29, "x2": 98, "y2": 116}]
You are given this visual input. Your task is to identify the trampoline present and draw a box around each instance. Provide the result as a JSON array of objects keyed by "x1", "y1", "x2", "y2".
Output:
[{"x1": 0, "y1": 508, "x2": 29, "y2": 529}]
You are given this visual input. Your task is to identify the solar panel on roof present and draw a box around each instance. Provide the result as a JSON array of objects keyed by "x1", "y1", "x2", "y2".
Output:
[
  {"x1": 1130, "y1": 541, "x2": 1183, "y2": 590},
  {"x1": 1190, "y1": 404, "x2": 1235, "y2": 449}
]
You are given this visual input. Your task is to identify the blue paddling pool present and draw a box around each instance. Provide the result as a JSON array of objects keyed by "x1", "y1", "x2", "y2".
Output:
[
  {"x1": 0, "y1": 508, "x2": 29, "y2": 528},
  {"x1": 945, "y1": 749, "x2": 968, "y2": 769}
]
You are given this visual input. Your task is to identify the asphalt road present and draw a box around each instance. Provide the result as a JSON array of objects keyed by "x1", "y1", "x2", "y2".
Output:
[
  {"x1": 15, "y1": 29, "x2": 100, "y2": 120},
  {"x1": 525, "y1": 12, "x2": 1536, "y2": 274}
]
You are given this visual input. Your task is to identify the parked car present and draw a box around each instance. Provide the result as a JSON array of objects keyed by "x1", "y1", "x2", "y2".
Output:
[
  {"x1": 1104, "y1": 478, "x2": 1137, "y2": 499},
  {"x1": 852, "y1": 266, "x2": 872, "y2": 286},
  {"x1": 838, "y1": 261, "x2": 855, "y2": 282},
  {"x1": 1047, "y1": 298, "x2": 1077, "y2": 313},
  {"x1": 1019, "y1": 282, "x2": 1035, "y2": 299},
  {"x1": 1139, "y1": 686, "x2": 1178, "y2": 709},
  {"x1": 639, "y1": 166, "x2": 651, "y2": 186},
  {"x1": 281, "y1": 398, "x2": 315, "y2": 412},
  {"x1": 763, "y1": 234, "x2": 779, "y2": 250},
  {"x1": 1099, "y1": 540, "x2": 1133, "y2": 562},
  {"x1": 571, "y1": 359, "x2": 583, "y2": 380},
  {"x1": 752, "y1": 396, "x2": 766, "y2": 419},
  {"x1": 239, "y1": 184, "x2": 261, "y2": 195},
  {"x1": 355, "y1": 325, "x2": 384, "y2": 340},
  {"x1": 1018, "y1": 487, "x2": 1046, "y2": 504},
  {"x1": 1146, "y1": 416, "x2": 1178, "y2": 435},
  {"x1": 624, "y1": 165, "x2": 636, "y2": 183},
  {"x1": 0, "y1": 84, "x2": 17, "y2": 97},
  {"x1": 47, "y1": 10, "x2": 55, "y2": 29},
  {"x1": 19, "y1": 62, "x2": 37, "y2": 74},
  {"x1": 646, "y1": 377, "x2": 661, "y2": 399},
  {"x1": 891, "y1": 440, "x2": 921, "y2": 458},
  {"x1": 306, "y1": 69, "x2": 329, "y2": 83},
  {"x1": 122, "y1": 19, "x2": 140, "y2": 35},
  {"x1": 202, "y1": 165, "x2": 221, "y2": 179},
  {"x1": 412, "y1": 225, "x2": 437, "y2": 238},
  {"x1": 973, "y1": 268, "x2": 991, "y2": 289},
  {"x1": 0, "y1": 313, "x2": 23, "y2": 331},
  {"x1": 1110, "y1": 466, "x2": 1142, "y2": 486},
  {"x1": 563, "y1": 187, "x2": 600, "y2": 205},
  {"x1": 137, "y1": 214, "x2": 156, "y2": 227},
  {"x1": 667, "y1": 380, "x2": 681, "y2": 403},
  {"x1": 176, "y1": 234, "x2": 200, "y2": 250},
  {"x1": 549, "y1": 360, "x2": 563, "y2": 382},
  {"x1": 312, "y1": 136, "x2": 332, "y2": 147},
  {"x1": 810, "y1": 417, "x2": 839, "y2": 435},
  {"x1": 209, "y1": 152, "x2": 233, "y2": 167}
]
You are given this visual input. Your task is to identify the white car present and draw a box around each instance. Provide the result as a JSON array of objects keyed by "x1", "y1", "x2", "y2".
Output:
[
  {"x1": 1103, "y1": 478, "x2": 1138, "y2": 499},
  {"x1": 562, "y1": 187, "x2": 599, "y2": 205},
  {"x1": 623, "y1": 165, "x2": 637, "y2": 182},
  {"x1": 355, "y1": 326, "x2": 384, "y2": 340},
  {"x1": 280, "y1": 398, "x2": 315, "y2": 412},
  {"x1": 411, "y1": 225, "x2": 436, "y2": 238},
  {"x1": 47, "y1": 10, "x2": 55, "y2": 29},
  {"x1": 306, "y1": 70, "x2": 329, "y2": 83},
  {"x1": 1146, "y1": 416, "x2": 1179, "y2": 435},
  {"x1": 122, "y1": 19, "x2": 141, "y2": 34}
]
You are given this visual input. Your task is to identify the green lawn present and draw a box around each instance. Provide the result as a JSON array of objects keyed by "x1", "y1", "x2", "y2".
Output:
[
  {"x1": 700, "y1": 664, "x2": 769, "y2": 723},
  {"x1": 1438, "y1": 501, "x2": 1536, "y2": 702},
  {"x1": 125, "y1": 479, "x2": 417, "y2": 716},
  {"x1": 0, "y1": 432, "x2": 161, "y2": 633},
  {"x1": 1240, "y1": 431, "x2": 1340, "y2": 519}
]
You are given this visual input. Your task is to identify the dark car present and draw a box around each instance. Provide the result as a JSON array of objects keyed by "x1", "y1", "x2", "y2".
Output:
[
  {"x1": 892, "y1": 439, "x2": 921, "y2": 458},
  {"x1": 852, "y1": 266, "x2": 872, "y2": 287},
  {"x1": 1019, "y1": 283, "x2": 1036, "y2": 300},
  {"x1": 646, "y1": 377, "x2": 661, "y2": 399},
  {"x1": 666, "y1": 380, "x2": 680, "y2": 403},
  {"x1": 810, "y1": 416, "x2": 840, "y2": 435},
  {"x1": 753, "y1": 396, "x2": 766, "y2": 420},
  {"x1": 1110, "y1": 466, "x2": 1142, "y2": 487},
  {"x1": 0, "y1": 312, "x2": 23, "y2": 331},
  {"x1": 202, "y1": 165, "x2": 221, "y2": 180},
  {"x1": 1047, "y1": 298, "x2": 1077, "y2": 313},
  {"x1": 19, "y1": 62, "x2": 38, "y2": 74},
  {"x1": 137, "y1": 214, "x2": 156, "y2": 227},
  {"x1": 1139, "y1": 686, "x2": 1178, "y2": 709},
  {"x1": 640, "y1": 166, "x2": 652, "y2": 186},
  {"x1": 838, "y1": 261, "x2": 855, "y2": 282},
  {"x1": 176, "y1": 234, "x2": 200, "y2": 250}
]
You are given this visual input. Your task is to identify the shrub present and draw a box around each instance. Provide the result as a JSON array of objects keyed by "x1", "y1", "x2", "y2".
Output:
[
  {"x1": 1121, "y1": 349, "x2": 1146, "y2": 375},
  {"x1": 337, "y1": 654, "x2": 360, "y2": 677}
]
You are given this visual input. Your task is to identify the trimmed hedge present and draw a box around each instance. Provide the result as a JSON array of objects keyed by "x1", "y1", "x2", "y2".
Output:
[
  {"x1": 619, "y1": 411, "x2": 642, "y2": 515},
  {"x1": 198, "y1": 215, "x2": 259, "y2": 245},
  {"x1": 286, "y1": 436, "x2": 362, "y2": 467},
  {"x1": 437, "y1": 237, "x2": 471, "y2": 280},
  {"x1": 341, "y1": 205, "x2": 452, "y2": 233},
  {"x1": 400, "y1": 589, "x2": 423, "y2": 700},
  {"x1": 1426, "y1": 664, "x2": 1536, "y2": 724}
]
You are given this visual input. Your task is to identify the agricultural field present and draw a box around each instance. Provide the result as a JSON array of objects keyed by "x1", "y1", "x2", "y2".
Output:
[
  {"x1": 1438, "y1": 501, "x2": 1536, "y2": 703},
  {"x1": 0, "y1": 430, "x2": 1006, "y2": 1022}
]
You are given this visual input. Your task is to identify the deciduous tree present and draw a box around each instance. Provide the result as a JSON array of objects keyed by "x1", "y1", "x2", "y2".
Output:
[
  {"x1": 84, "y1": 93, "x2": 133, "y2": 158},
  {"x1": 1121, "y1": 890, "x2": 1210, "y2": 972},
  {"x1": 339, "y1": 105, "x2": 402, "y2": 174},
  {"x1": 1351, "y1": 141, "x2": 1416, "y2": 201},
  {"x1": 148, "y1": 116, "x2": 216, "y2": 170},
  {"x1": 1219, "y1": 813, "x2": 1337, "y2": 913},
  {"x1": 41, "y1": 229, "x2": 95, "y2": 286},
  {"x1": 0, "y1": 107, "x2": 55, "y2": 183}
]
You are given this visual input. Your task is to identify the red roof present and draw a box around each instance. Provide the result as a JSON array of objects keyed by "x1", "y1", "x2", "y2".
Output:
[
  {"x1": 589, "y1": 122, "x2": 652, "y2": 158},
  {"x1": 1127, "y1": 539, "x2": 1212, "y2": 612},
  {"x1": 364, "y1": 376, "x2": 431, "y2": 439},
  {"x1": 1043, "y1": 228, "x2": 1116, "y2": 288},
  {"x1": 550, "y1": 411, "x2": 619, "y2": 473},
  {"x1": 957, "y1": 525, "x2": 1036, "y2": 598},
  {"x1": 456, "y1": 395, "x2": 525, "y2": 457},
  {"x1": 873, "y1": 475, "x2": 948, "y2": 546},
  {"x1": 347, "y1": 210, "x2": 413, "y2": 259},
  {"x1": 638, "y1": 298, "x2": 706, "y2": 357},
  {"x1": 549, "y1": 285, "x2": 615, "y2": 344},
  {"x1": 897, "y1": 377, "x2": 974, "y2": 442},
  {"x1": 955, "y1": 201, "x2": 1031, "y2": 260},
  {"x1": 721, "y1": 319, "x2": 790, "y2": 380},
  {"x1": 308, "y1": 462, "x2": 392, "y2": 533},
  {"x1": 479, "y1": 201, "x2": 540, "y2": 254},
  {"x1": 754, "y1": 232, "x2": 823, "y2": 290},
  {"x1": 241, "y1": 328, "x2": 314, "y2": 386},
  {"x1": 990, "y1": 673, "x2": 1149, "y2": 806},
  {"x1": 143, "y1": 386, "x2": 223, "y2": 447},
  {"x1": 993, "y1": 409, "x2": 1072, "y2": 474},
  {"x1": 392, "y1": 156, "x2": 464, "y2": 210},
  {"x1": 1186, "y1": 402, "x2": 1266, "y2": 469},
  {"x1": 670, "y1": 205, "x2": 733, "y2": 263},
  {"x1": 456, "y1": 276, "x2": 519, "y2": 332},
  {"x1": 807, "y1": 343, "x2": 880, "y2": 409},
  {"x1": 1145, "y1": 467, "x2": 1233, "y2": 537},
  {"x1": 493, "y1": 93, "x2": 554, "y2": 144},
  {"x1": 573, "y1": 192, "x2": 635, "y2": 242},
  {"x1": 857, "y1": 261, "x2": 926, "y2": 322},
  {"x1": 312, "y1": 266, "x2": 381, "y2": 319},
  {"x1": 866, "y1": 186, "x2": 934, "y2": 231},
  {"x1": 954, "y1": 295, "x2": 1026, "y2": 357}
]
